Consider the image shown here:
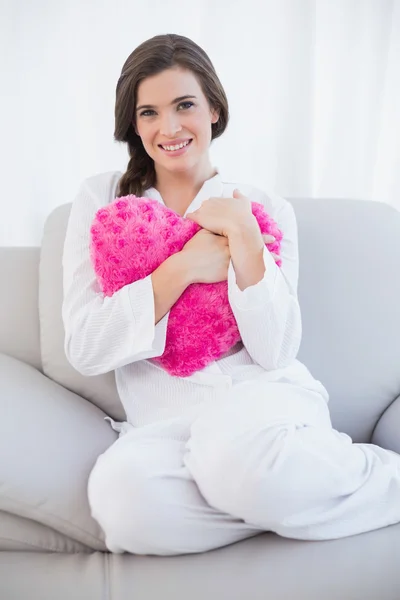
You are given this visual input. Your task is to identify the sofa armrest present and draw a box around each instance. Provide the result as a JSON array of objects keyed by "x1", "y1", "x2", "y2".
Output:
[
  {"x1": 0, "y1": 353, "x2": 118, "y2": 550},
  {"x1": 371, "y1": 395, "x2": 400, "y2": 454}
]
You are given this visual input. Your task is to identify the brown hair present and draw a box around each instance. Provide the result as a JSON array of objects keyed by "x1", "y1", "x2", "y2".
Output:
[{"x1": 114, "y1": 34, "x2": 229, "y2": 198}]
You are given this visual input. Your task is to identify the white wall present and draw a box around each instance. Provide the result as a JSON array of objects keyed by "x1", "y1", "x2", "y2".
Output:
[{"x1": 1, "y1": 0, "x2": 399, "y2": 246}]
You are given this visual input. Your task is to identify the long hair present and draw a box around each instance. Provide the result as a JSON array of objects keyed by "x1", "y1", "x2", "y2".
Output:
[{"x1": 114, "y1": 34, "x2": 229, "y2": 198}]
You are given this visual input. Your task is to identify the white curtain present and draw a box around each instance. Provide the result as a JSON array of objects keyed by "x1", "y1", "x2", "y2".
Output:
[{"x1": 1, "y1": 0, "x2": 399, "y2": 246}]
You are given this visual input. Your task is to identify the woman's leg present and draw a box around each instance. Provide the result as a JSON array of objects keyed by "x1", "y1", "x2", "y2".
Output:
[
  {"x1": 184, "y1": 381, "x2": 400, "y2": 540},
  {"x1": 87, "y1": 416, "x2": 261, "y2": 556}
]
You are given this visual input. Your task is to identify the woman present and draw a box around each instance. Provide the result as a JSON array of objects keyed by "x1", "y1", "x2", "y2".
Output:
[{"x1": 62, "y1": 33, "x2": 400, "y2": 556}]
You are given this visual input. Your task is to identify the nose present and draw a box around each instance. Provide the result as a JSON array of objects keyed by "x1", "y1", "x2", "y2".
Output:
[{"x1": 160, "y1": 112, "x2": 182, "y2": 138}]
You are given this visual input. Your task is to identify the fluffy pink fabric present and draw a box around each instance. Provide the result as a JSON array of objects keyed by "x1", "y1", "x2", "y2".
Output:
[{"x1": 90, "y1": 196, "x2": 283, "y2": 377}]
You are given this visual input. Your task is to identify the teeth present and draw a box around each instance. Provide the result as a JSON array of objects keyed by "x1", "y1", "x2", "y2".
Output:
[{"x1": 162, "y1": 140, "x2": 190, "y2": 151}]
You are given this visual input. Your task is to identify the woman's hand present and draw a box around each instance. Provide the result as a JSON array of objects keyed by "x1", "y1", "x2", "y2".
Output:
[
  {"x1": 186, "y1": 189, "x2": 254, "y2": 238},
  {"x1": 186, "y1": 189, "x2": 280, "y2": 264},
  {"x1": 178, "y1": 229, "x2": 231, "y2": 284},
  {"x1": 178, "y1": 227, "x2": 280, "y2": 288}
]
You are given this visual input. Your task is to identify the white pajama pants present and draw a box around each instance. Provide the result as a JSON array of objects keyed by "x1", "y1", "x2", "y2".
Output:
[{"x1": 87, "y1": 381, "x2": 400, "y2": 556}]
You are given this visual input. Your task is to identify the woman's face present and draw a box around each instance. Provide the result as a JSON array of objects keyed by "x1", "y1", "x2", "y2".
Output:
[{"x1": 134, "y1": 67, "x2": 219, "y2": 175}]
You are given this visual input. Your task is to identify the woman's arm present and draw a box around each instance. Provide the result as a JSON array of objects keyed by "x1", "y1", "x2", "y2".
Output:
[
  {"x1": 226, "y1": 218, "x2": 266, "y2": 291},
  {"x1": 62, "y1": 181, "x2": 192, "y2": 377},
  {"x1": 186, "y1": 188, "x2": 301, "y2": 370},
  {"x1": 227, "y1": 197, "x2": 302, "y2": 370},
  {"x1": 151, "y1": 253, "x2": 193, "y2": 324}
]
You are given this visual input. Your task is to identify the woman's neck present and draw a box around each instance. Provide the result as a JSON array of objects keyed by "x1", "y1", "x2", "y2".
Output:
[{"x1": 154, "y1": 160, "x2": 217, "y2": 215}]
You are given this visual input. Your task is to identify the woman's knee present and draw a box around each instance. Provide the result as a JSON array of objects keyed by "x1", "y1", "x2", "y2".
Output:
[
  {"x1": 87, "y1": 435, "x2": 210, "y2": 556},
  {"x1": 185, "y1": 415, "x2": 327, "y2": 529},
  {"x1": 88, "y1": 441, "x2": 175, "y2": 554},
  {"x1": 87, "y1": 446, "x2": 139, "y2": 551}
]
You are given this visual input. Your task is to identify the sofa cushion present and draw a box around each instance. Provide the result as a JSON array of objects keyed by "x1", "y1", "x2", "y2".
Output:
[
  {"x1": 0, "y1": 511, "x2": 91, "y2": 553},
  {"x1": 2, "y1": 525, "x2": 400, "y2": 600},
  {"x1": 293, "y1": 198, "x2": 400, "y2": 442},
  {"x1": 0, "y1": 552, "x2": 106, "y2": 600},
  {"x1": 39, "y1": 203, "x2": 125, "y2": 420},
  {"x1": 110, "y1": 525, "x2": 400, "y2": 600},
  {"x1": 0, "y1": 353, "x2": 117, "y2": 550},
  {"x1": 90, "y1": 195, "x2": 282, "y2": 377},
  {"x1": 371, "y1": 394, "x2": 400, "y2": 453},
  {"x1": 40, "y1": 197, "x2": 400, "y2": 442},
  {"x1": 0, "y1": 247, "x2": 41, "y2": 371}
]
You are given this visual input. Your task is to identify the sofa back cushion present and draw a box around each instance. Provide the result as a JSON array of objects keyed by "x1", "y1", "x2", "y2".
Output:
[
  {"x1": 39, "y1": 203, "x2": 124, "y2": 421},
  {"x1": 39, "y1": 197, "x2": 400, "y2": 441},
  {"x1": 0, "y1": 247, "x2": 42, "y2": 371},
  {"x1": 294, "y1": 197, "x2": 400, "y2": 441}
]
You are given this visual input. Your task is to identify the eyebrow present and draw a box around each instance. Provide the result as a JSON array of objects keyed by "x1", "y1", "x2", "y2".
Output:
[{"x1": 136, "y1": 95, "x2": 197, "y2": 112}]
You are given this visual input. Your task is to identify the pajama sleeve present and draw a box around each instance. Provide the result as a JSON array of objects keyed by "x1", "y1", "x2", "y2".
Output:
[
  {"x1": 62, "y1": 180, "x2": 169, "y2": 377},
  {"x1": 227, "y1": 195, "x2": 302, "y2": 370}
]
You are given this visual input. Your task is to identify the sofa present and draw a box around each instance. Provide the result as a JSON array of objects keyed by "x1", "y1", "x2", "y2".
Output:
[{"x1": 1, "y1": 196, "x2": 400, "y2": 600}]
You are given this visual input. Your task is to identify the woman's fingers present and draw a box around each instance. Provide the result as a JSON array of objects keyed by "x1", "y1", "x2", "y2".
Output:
[
  {"x1": 261, "y1": 235, "x2": 280, "y2": 263},
  {"x1": 260, "y1": 234, "x2": 280, "y2": 263},
  {"x1": 263, "y1": 234, "x2": 276, "y2": 243}
]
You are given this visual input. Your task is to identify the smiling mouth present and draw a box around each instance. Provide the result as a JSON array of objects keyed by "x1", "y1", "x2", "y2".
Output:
[{"x1": 158, "y1": 139, "x2": 193, "y2": 152}]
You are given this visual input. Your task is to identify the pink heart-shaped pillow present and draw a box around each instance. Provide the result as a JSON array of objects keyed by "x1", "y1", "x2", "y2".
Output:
[{"x1": 90, "y1": 196, "x2": 283, "y2": 377}]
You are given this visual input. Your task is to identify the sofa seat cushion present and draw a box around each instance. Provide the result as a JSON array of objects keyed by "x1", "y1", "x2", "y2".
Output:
[
  {"x1": 111, "y1": 526, "x2": 400, "y2": 600},
  {"x1": 2, "y1": 525, "x2": 400, "y2": 599},
  {"x1": 0, "y1": 353, "x2": 117, "y2": 550}
]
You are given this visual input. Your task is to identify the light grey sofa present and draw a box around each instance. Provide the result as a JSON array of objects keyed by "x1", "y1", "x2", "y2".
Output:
[{"x1": 1, "y1": 197, "x2": 400, "y2": 600}]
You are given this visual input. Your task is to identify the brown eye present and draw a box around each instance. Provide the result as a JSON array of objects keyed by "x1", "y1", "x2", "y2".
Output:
[{"x1": 177, "y1": 101, "x2": 194, "y2": 111}]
